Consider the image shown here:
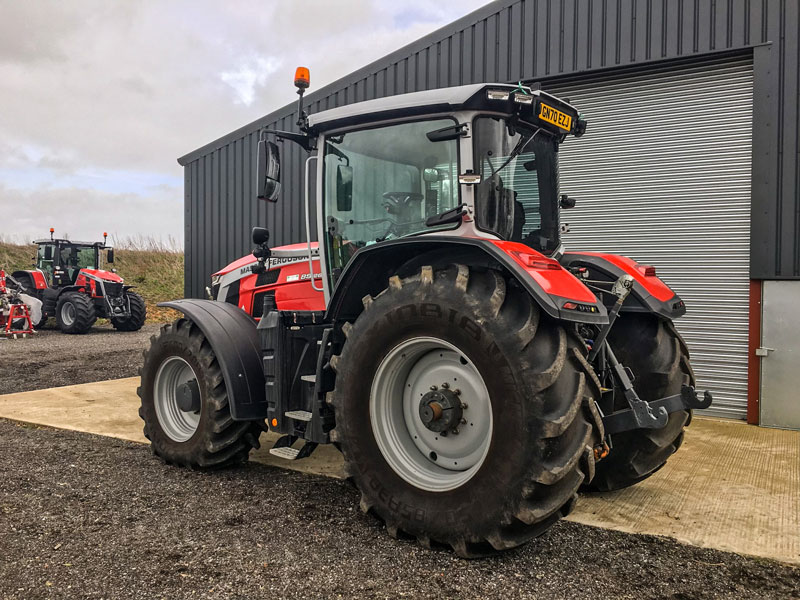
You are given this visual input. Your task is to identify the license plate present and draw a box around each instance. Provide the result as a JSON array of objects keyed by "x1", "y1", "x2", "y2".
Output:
[{"x1": 539, "y1": 103, "x2": 572, "y2": 131}]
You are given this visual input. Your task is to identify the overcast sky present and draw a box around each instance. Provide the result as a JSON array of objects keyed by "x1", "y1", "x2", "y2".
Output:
[{"x1": 0, "y1": 0, "x2": 489, "y2": 246}]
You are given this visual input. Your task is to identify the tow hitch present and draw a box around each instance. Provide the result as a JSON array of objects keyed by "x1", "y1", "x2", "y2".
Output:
[{"x1": 589, "y1": 273, "x2": 713, "y2": 436}]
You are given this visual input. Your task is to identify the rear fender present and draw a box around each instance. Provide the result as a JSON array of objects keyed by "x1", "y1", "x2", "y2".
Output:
[
  {"x1": 325, "y1": 237, "x2": 608, "y2": 325},
  {"x1": 11, "y1": 270, "x2": 48, "y2": 293},
  {"x1": 158, "y1": 299, "x2": 267, "y2": 420},
  {"x1": 560, "y1": 252, "x2": 686, "y2": 320}
]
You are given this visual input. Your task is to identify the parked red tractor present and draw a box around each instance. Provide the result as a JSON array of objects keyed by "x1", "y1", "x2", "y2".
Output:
[
  {"x1": 138, "y1": 69, "x2": 711, "y2": 556},
  {"x1": 12, "y1": 230, "x2": 146, "y2": 334}
]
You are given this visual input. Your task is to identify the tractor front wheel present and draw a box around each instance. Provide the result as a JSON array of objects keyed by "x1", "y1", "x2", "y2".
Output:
[
  {"x1": 111, "y1": 291, "x2": 146, "y2": 331},
  {"x1": 138, "y1": 318, "x2": 265, "y2": 468},
  {"x1": 329, "y1": 264, "x2": 602, "y2": 557},
  {"x1": 588, "y1": 314, "x2": 694, "y2": 492},
  {"x1": 55, "y1": 292, "x2": 97, "y2": 334}
]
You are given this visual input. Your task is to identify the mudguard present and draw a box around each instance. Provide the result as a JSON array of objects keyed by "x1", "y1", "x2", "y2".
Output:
[
  {"x1": 560, "y1": 252, "x2": 686, "y2": 320},
  {"x1": 11, "y1": 270, "x2": 48, "y2": 292},
  {"x1": 326, "y1": 237, "x2": 608, "y2": 325},
  {"x1": 158, "y1": 299, "x2": 267, "y2": 420}
]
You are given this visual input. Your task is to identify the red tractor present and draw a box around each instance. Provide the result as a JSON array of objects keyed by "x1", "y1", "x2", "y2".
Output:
[
  {"x1": 138, "y1": 69, "x2": 711, "y2": 556},
  {"x1": 12, "y1": 230, "x2": 146, "y2": 334}
]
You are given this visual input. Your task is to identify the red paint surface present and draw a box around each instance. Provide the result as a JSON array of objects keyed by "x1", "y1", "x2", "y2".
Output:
[
  {"x1": 236, "y1": 256, "x2": 325, "y2": 314},
  {"x1": 747, "y1": 280, "x2": 762, "y2": 425},
  {"x1": 29, "y1": 270, "x2": 48, "y2": 289},
  {"x1": 569, "y1": 252, "x2": 676, "y2": 302},
  {"x1": 213, "y1": 242, "x2": 320, "y2": 277},
  {"x1": 490, "y1": 240, "x2": 598, "y2": 303}
]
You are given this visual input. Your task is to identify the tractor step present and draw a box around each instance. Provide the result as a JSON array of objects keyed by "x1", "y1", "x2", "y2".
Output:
[
  {"x1": 285, "y1": 410, "x2": 312, "y2": 421},
  {"x1": 269, "y1": 446, "x2": 301, "y2": 460},
  {"x1": 268, "y1": 440, "x2": 318, "y2": 460},
  {"x1": 300, "y1": 374, "x2": 316, "y2": 383}
]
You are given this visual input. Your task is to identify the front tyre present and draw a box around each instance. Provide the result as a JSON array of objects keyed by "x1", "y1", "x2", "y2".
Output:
[
  {"x1": 588, "y1": 314, "x2": 694, "y2": 492},
  {"x1": 111, "y1": 290, "x2": 146, "y2": 331},
  {"x1": 330, "y1": 265, "x2": 602, "y2": 557},
  {"x1": 137, "y1": 318, "x2": 265, "y2": 468},
  {"x1": 56, "y1": 292, "x2": 96, "y2": 334}
]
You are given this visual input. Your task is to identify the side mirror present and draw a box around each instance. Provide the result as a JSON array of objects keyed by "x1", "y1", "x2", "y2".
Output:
[
  {"x1": 44, "y1": 246, "x2": 53, "y2": 261},
  {"x1": 423, "y1": 168, "x2": 443, "y2": 183},
  {"x1": 106, "y1": 249, "x2": 114, "y2": 264},
  {"x1": 252, "y1": 227, "x2": 269, "y2": 246},
  {"x1": 256, "y1": 139, "x2": 281, "y2": 202},
  {"x1": 336, "y1": 165, "x2": 353, "y2": 212},
  {"x1": 559, "y1": 194, "x2": 576, "y2": 209}
]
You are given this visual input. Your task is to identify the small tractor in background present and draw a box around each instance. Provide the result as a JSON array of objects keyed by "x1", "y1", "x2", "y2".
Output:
[
  {"x1": 138, "y1": 69, "x2": 712, "y2": 557},
  {"x1": 11, "y1": 229, "x2": 146, "y2": 334}
]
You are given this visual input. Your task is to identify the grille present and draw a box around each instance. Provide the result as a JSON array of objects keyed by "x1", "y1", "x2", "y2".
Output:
[{"x1": 102, "y1": 282, "x2": 123, "y2": 297}]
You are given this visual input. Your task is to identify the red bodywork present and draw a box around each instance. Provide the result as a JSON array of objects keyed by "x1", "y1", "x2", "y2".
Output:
[
  {"x1": 27, "y1": 270, "x2": 48, "y2": 290},
  {"x1": 491, "y1": 240, "x2": 598, "y2": 303},
  {"x1": 75, "y1": 268, "x2": 124, "y2": 297},
  {"x1": 214, "y1": 243, "x2": 324, "y2": 315},
  {"x1": 563, "y1": 251, "x2": 677, "y2": 302}
]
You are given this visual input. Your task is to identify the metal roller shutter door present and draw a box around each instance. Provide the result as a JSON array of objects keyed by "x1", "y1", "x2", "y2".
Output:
[{"x1": 546, "y1": 57, "x2": 753, "y2": 420}]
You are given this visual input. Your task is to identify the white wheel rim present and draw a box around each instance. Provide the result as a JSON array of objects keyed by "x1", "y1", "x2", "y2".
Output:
[
  {"x1": 61, "y1": 302, "x2": 76, "y2": 326},
  {"x1": 153, "y1": 356, "x2": 201, "y2": 442},
  {"x1": 370, "y1": 337, "x2": 493, "y2": 492}
]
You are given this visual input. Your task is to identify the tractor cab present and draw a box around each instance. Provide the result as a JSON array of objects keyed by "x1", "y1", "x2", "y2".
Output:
[
  {"x1": 255, "y1": 81, "x2": 587, "y2": 305},
  {"x1": 34, "y1": 231, "x2": 115, "y2": 287}
]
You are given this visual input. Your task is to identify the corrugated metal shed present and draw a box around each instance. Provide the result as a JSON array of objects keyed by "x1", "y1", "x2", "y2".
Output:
[{"x1": 179, "y1": 0, "x2": 800, "y2": 298}]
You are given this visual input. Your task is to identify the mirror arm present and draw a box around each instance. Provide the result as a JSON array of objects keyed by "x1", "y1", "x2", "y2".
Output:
[{"x1": 264, "y1": 129, "x2": 315, "y2": 152}]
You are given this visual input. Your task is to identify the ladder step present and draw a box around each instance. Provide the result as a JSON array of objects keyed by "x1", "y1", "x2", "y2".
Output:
[
  {"x1": 285, "y1": 410, "x2": 312, "y2": 421},
  {"x1": 300, "y1": 374, "x2": 316, "y2": 383},
  {"x1": 269, "y1": 446, "x2": 301, "y2": 460}
]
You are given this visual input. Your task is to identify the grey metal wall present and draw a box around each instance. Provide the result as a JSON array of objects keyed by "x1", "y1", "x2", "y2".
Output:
[{"x1": 179, "y1": 0, "x2": 800, "y2": 298}]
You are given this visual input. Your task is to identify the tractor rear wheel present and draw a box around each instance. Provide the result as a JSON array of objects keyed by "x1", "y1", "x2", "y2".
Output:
[
  {"x1": 55, "y1": 292, "x2": 96, "y2": 334},
  {"x1": 111, "y1": 291, "x2": 146, "y2": 331},
  {"x1": 329, "y1": 265, "x2": 602, "y2": 557},
  {"x1": 588, "y1": 314, "x2": 694, "y2": 492},
  {"x1": 137, "y1": 318, "x2": 265, "y2": 468}
]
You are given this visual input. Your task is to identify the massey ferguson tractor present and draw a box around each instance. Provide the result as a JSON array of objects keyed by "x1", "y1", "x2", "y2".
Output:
[
  {"x1": 12, "y1": 230, "x2": 146, "y2": 334},
  {"x1": 138, "y1": 68, "x2": 711, "y2": 557}
]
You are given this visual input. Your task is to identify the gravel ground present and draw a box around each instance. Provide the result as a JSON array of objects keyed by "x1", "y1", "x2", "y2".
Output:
[
  {"x1": 1, "y1": 420, "x2": 798, "y2": 600},
  {"x1": 0, "y1": 324, "x2": 159, "y2": 393}
]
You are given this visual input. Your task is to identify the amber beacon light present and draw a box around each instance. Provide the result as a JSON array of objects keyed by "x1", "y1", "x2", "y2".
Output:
[{"x1": 294, "y1": 67, "x2": 310, "y2": 89}]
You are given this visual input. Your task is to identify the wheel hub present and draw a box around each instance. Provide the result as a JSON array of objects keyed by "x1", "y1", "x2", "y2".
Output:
[
  {"x1": 176, "y1": 379, "x2": 201, "y2": 413},
  {"x1": 419, "y1": 387, "x2": 462, "y2": 433}
]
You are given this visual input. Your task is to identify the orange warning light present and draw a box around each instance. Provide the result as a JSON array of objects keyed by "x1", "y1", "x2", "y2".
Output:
[
  {"x1": 271, "y1": 418, "x2": 278, "y2": 427},
  {"x1": 49, "y1": 227, "x2": 55, "y2": 233},
  {"x1": 294, "y1": 67, "x2": 310, "y2": 89}
]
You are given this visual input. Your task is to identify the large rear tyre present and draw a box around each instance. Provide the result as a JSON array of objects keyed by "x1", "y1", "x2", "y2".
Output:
[
  {"x1": 329, "y1": 265, "x2": 602, "y2": 557},
  {"x1": 55, "y1": 292, "x2": 96, "y2": 334},
  {"x1": 111, "y1": 291, "x2": 146, "y2": 331},
  {"x1": 137, "y1": 318, "x2": 265, "y2": 469},
  {"x1": 588, "y1": 314, "x2": 694, "y2": 492}
]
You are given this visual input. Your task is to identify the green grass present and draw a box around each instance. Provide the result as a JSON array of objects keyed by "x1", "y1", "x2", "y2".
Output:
[{"x1": 0, "y1": 240, "x2": 184, "y2": 323}]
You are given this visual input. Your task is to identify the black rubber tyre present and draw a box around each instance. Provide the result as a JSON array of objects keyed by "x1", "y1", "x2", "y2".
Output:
[
  {"x1": 588, "y1": 313, "x2": 695, "y2": 492},
  {"x1": 55, "y1": 292, "x2": 97, "y2": 334},
  {"x1": 137, "y1": 318, "x2": 265, "y2": 469},
  {"x1": 111, "y1": 291, "x2": 146, "y2": 331},
  {"x1": 329, "y1": 265, "x2": 603, "y2": 557}
]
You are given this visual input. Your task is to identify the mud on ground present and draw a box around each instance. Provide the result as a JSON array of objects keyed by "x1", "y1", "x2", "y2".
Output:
[
  {"x1": 1, "y1": 420, "x2": 798, "y2": 600},
  {"x1": 0, "y1": 323, "x2": 159, "y2": 393}
]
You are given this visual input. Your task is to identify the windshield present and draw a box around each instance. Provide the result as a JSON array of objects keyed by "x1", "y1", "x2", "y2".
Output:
[
  {"x1": 323, "y1": 118, "x2": 460, "y2": 283},
  {"x1": 60, "y1": 245, "x2": 98, "y2": 270},
  {"x1": 473, "y1": 117, "x2": 560, "y2": 254}
]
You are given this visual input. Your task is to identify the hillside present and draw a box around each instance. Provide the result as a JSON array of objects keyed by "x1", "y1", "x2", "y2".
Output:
[{"x1": 0, "y1": 241, "x2": 183, "y2": 323}]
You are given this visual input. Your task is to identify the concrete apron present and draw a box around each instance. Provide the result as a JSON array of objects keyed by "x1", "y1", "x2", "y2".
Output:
[{"x1": 1, "y1": 377, "x2": 798, "y2": 566}]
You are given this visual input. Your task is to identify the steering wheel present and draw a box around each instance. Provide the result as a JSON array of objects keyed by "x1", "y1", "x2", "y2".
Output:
[{"x1": 381, "y1": 192, "x2": 424, "y2": 215}]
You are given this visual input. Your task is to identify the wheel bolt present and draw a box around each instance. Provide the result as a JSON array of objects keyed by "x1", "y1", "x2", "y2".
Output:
[
  {"x1": 451, "y1": 428, "x2": 459, "y2": 435},
  {"x1": 460, "y1": 418, "x2": 467, "y2": 425},
  {"x1": 441, "y1": 382, "x2": 450, "y2": 389},
  {"x1": 430, "y1": 385, "x2": 438, "y2": 391},
  {"x1": 461, "y1": 403, "x2": 468, "y2": 410},
  {"x1": 454, "y1": 389, "x2": 461, "y2": 395}
]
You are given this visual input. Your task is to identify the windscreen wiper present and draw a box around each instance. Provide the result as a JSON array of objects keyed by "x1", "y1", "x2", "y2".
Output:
[
  {"x1": 488, "y1": 128, "x2": 541, "y2": 178},
  {"x1": 425, "y1": 203, "x2": 467, "y2": 227}
]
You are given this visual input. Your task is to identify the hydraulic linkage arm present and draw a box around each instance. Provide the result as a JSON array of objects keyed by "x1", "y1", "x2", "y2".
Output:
[{"x1": 590, "y1": 274, "x2": 713, "y2": 435}]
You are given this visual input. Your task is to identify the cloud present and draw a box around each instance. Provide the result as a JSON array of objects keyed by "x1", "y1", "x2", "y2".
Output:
[{"x1": 0, "y1": 0, "x2": 491, "y2": 244}]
